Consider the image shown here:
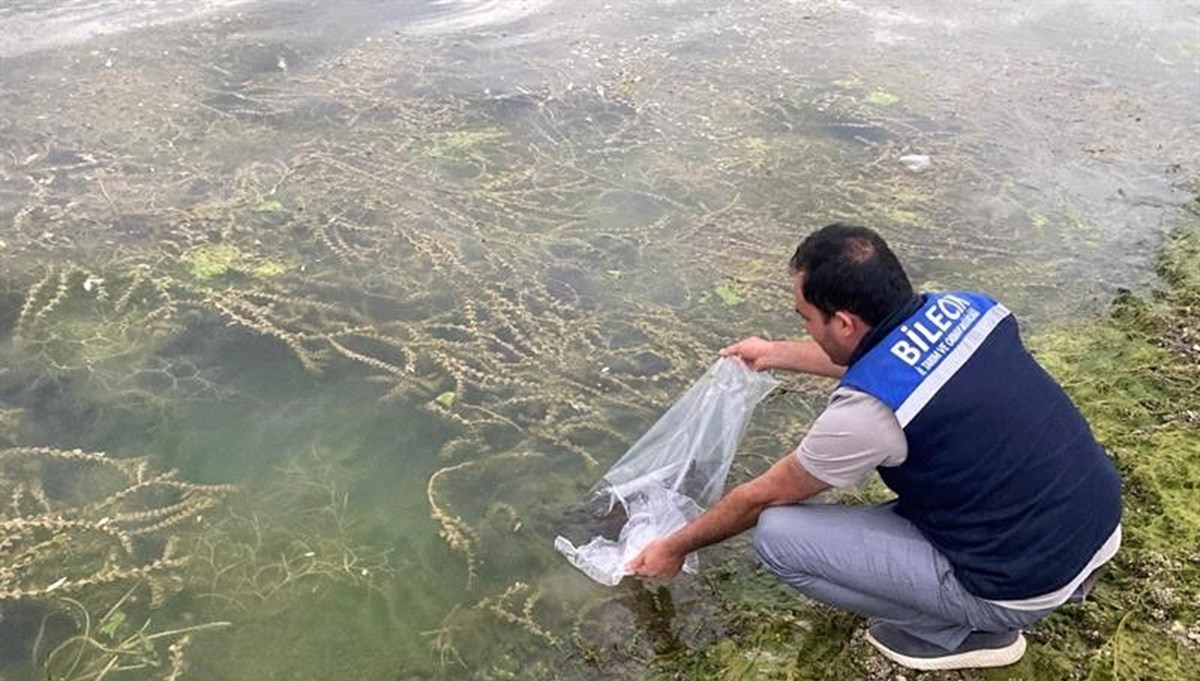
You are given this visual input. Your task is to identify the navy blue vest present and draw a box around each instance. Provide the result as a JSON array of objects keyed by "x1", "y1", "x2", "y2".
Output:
[{"x1": 841, "y1": 292, "x2": 1122, "y2": 600}]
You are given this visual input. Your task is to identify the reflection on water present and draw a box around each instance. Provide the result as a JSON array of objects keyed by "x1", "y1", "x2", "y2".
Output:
[
  {"x1": 408, "y1": 0, "x2": 558, "y2": 34},
  {"x1": 0, "y1": 0, "x2": 1197, "y2": 678},
  {"x1": 0, "y1": 0, "x2": 260, "y2": 57},
  {"x1": 0, "y1": 0, "x2": 561, "y2": 58}
]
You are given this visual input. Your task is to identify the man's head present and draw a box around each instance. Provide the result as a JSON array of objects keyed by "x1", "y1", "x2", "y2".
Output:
[{"x1": 789, "y1": 223, "x2": 913, "y2": 365}]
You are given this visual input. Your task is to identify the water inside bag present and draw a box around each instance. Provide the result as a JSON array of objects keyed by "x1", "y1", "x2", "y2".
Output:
[{"x1": 555, "y1": 357, "x2": 779, "y2": 586}]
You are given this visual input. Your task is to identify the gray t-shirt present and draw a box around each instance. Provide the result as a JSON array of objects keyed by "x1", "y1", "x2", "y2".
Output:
[
  {"x1": 796, "y1": 385, "x2": 1120, "y2": 609},
  {"x1": 795, "y1": 386, "x2": 907, "y2": 487}
]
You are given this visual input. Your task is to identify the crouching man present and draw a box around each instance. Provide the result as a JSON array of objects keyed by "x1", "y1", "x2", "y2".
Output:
[{"x1": 626, "y1": 223, "x2": 1121, "y2": 671}]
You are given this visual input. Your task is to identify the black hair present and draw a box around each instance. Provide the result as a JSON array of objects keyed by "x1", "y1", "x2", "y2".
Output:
[{"x1": 788, "y1": 223, "x2": 913, "y2": 327}]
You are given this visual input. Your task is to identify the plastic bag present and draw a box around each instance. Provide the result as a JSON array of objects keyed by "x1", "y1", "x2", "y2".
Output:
[{"x1": 555, "y1": 357, "x2": 779, "y2": 585}]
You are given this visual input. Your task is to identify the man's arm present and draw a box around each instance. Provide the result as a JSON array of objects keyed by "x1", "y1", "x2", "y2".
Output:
[
  {"x1": 626, "y1": 454, "x2": 830, "y2": 578},
  {"x1": 721, "y1": 337, "x2": 845, "y2": 379}
]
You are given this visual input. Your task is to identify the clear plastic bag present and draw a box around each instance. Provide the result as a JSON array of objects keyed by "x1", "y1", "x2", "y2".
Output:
[{"x1": 555, "y1": 357, "x2": 779, "y2": 585}]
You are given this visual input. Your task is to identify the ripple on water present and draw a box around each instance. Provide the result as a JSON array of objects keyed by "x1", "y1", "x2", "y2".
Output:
[
  {"x1": 405, "y1": 0, "x2": 559, "y2": 35},
  {"x1": 0, "y1": 0, "x2": 259, "y2": 58}
]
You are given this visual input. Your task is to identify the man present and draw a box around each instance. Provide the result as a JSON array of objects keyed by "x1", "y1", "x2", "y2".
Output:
[{"x1": 626, "y1": 223, "x2": 1122, "y2": 671}]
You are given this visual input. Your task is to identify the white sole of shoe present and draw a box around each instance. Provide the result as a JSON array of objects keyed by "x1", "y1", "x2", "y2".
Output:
[{"x1": 864, "y1": 631, "x2": 1027, "y2": 671}]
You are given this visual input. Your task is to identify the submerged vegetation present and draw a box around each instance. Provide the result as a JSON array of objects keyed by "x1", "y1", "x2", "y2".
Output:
[
  {"x1": 0, "y1": 446, "x2": 233, "y2": 679},
  {"x1": 654, "y1": 222, "x2": 1200, "y2": 680}
]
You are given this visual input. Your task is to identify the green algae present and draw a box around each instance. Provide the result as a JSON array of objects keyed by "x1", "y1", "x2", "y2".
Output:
[
  {"x1": 865, "y1": 91, "x2": 899, "y2": 107},
  {"x1": 185, "y1": 244, "x2": 241, "y2": 280},
  {"x1": 251, "y1": 260, "x2": 288, "y2": 279},
  {"x1": 183, "y1": 244, "x2": 287, "y2": 281},
  {"x1": 252, "y1": 196, "x2": 286, "y2": 213},
  {"x1": 881, "y1": 206, "x2": 924, "y2": 226},
  {"x1": 1031, "y1": 211, "x2": 1049, "y2": 231},
  {"x1": 425, "y1": 128, "x2": 507, "y2": 159},
  {"x1": 715, "y1": 283, "x2": 744, "y2": 306}
]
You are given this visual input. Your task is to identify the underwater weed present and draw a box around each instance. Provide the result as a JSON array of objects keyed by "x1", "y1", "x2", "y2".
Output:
[{"x1": 190, "y1": 445, "x2": 395, "y2": 611}]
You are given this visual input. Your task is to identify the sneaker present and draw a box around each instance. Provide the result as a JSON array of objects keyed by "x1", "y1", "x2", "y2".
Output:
[{"x1": 865, "y1": 623, "x2": 1026, "y2": 671}]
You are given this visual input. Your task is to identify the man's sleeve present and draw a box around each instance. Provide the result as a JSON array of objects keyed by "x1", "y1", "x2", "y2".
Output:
[{"x1": 794, "y1": 386, "x2": 907, "y2": 488}]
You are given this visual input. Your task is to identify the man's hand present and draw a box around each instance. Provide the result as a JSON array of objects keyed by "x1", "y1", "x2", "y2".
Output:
[
  {"x1": 625, "y1": 456, "x2": 831, "y2": 582},
  {"x1": 722, "y1": 337, "x2": 846, "y2": 379},
  {"x1": 720, "y1": 336, "x2": 781, "y2": 371},
  {"x1": 626, "y1": 538, "x2": 686, "y2": 579}
]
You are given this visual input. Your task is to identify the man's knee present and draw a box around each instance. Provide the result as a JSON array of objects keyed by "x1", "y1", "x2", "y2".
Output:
[{"x1": 753, "y1": 506, "x2": 811, "y2": 577}]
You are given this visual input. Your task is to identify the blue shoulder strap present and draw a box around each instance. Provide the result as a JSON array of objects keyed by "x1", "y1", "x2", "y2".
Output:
[{"x1": 841, "y1": 292, "x2": 1008, "y2": 424}]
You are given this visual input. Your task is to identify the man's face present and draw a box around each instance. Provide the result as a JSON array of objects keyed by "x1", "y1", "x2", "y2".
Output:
[{"x1": 793, "y1": 273, "x2": 854, "y2": 365}]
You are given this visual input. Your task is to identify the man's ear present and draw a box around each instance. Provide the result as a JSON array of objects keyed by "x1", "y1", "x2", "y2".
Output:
[
  {"x1": 831, "y1": 310, "x2": 856, "y2": 337},
  {"x1": 832, "y1": 310, "x2": 868, "y2": 338}
]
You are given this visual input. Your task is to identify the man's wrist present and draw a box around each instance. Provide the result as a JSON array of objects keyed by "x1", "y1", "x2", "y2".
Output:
[
  {"x1": 662, "y1": 532, "x2": 692, "y2": 557},
  {"x1": 765, "y1": 340, "x2": 787, "y2": 371},
  {"x1": 773, "y1": 340, "x2": 804, "y2": 372}
]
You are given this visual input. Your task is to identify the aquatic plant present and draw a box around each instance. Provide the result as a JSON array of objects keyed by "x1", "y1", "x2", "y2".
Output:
[
  {"x1": 0, "y1": 446, "x2": 232, "y2": 603},
  {"x1": 476, "y1": 581, "x2": 561, "y2": 647},
  {"x1": 190, "y1": 445, "x2": 395, "y2": 610},
  {"x1": 40, "y1": 595, "x2": 229, "y2": 681},
  {"x1": 0, "y1": 446, "x2": 232, "y2": 679}
]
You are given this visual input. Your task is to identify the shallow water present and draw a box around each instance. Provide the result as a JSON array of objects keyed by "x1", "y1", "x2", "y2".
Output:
[{"x1": 0, "y1": 0, "x2": 1197, "y2": 678}]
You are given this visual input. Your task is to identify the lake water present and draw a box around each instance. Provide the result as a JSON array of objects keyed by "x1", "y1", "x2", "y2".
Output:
[{"x1": 0, "y1": 1, "x2": 1197, "y2": 679}]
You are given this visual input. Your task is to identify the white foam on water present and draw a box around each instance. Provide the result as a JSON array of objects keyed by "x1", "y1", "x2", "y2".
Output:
[
  {"x1": 0, "y1": 0, "x2": 264, "y2": 58},
  {"x1": 406, "y1": 0, "x2": 557, "y2": 35}
]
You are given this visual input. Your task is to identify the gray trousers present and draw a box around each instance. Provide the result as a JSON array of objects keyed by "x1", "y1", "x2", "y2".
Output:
[{"x1": 753, "y1": 503, "x2": 1060, "y2": 651}]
